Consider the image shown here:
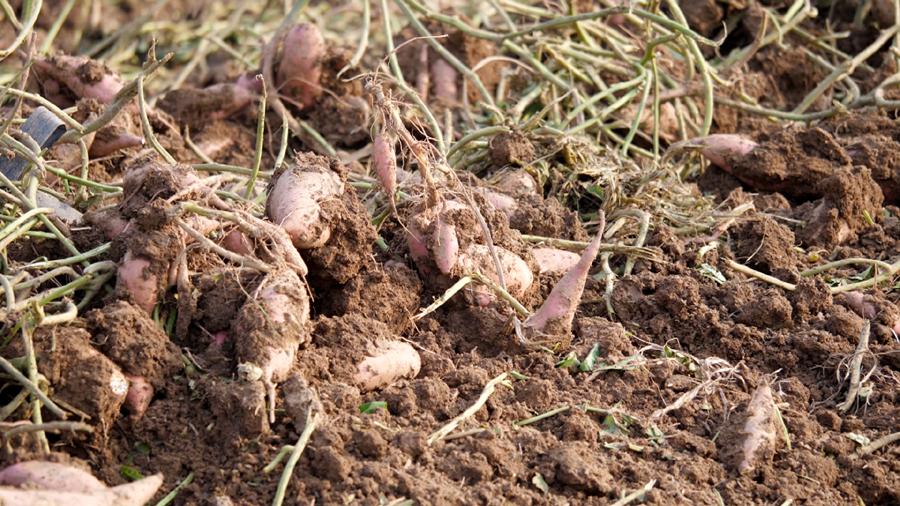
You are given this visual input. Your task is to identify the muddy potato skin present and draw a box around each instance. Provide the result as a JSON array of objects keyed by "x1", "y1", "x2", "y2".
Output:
[
  {"x1": 234, "y1": 269, "x2": 311, "y2": 386},
  {"x1": 267, "y1": 164, "x2": 343, "y2": 249}
]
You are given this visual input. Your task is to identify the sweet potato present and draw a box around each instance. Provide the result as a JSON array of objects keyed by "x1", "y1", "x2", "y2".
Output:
[
  {"x1": 221, "y1": 229, "x2": 254, "y2": 256},
  {"x1": 482, "y1": 189, "x2": 517, "y2": 215},
  {"x1": 430, "y1": 57, "x2": 458, "y2": 103},
  {"x1": 117, "y1": 252, "x2": 158, "y2": 313},
  {"x1": 0, "y1": 461, "x2": 104, "y2": 493},
  {"x1": 525, "y1": 213, "x2": 605, "y2": 336},
  {"x1": 354, "y1": 340, "x2": 421, "y2": 391},
  {"x1": 531, "y1": 247, "x2": 581, "y2": 276},
  {"x1": 267, "y1": 160, "x2": 343, "y2": 249},
  {"x1": 433, "y1": 206, "x2": 459, "y2": 275},
  {"x1": 276, "y1": 23, "x2": 325, "y2": 109},
  {"x1": 124, "y1": 375, "x2": 153, "y2": 418},
  {"x1": 694, "y1": 134, "x2": 758, "y2": 170},
  {"x1": 33, "y1": 54, "x2": 124, "y2": 105},
  {"x1": 89, "y1": 132, "x2": 144, "y2": 158},
  {"x1": 493, "y1": 169, "x2": 539, "y2": 196},
  {"x1": 234, "y1": 269, "x2": 311, "y2": 422},
  {"x1": 0, "y1": 466, "x2": 162, "y2": 506},
  {"x1": 457, "y1": 244, "x2": 534, "y2": 306},
  {"x1": 736, "y1": 383, "x2": 778, "y2": 473},
  {"x1": 372, "y1": 134, "x2": 397, "y2": 206}
]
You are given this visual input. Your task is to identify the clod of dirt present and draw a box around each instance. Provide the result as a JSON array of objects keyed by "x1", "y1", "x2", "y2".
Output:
[
  {"x1": 538, "y1": 444, "x2": 614, "y2": 494},
  {"x1": 86, "y1": 300, "x2": 181, "y2": 393},
  {"x1": 735, "y1": 288, "x2": 793, "y2": 330},
  {"x1": 200, "y1": 377, "x2": 270, "y2": 438},
  {"x1": 490, "y1": 132, "x2": 535, "y2": 167},
  {"x1": 308, "y1": 95, "x2": 370, "y2": 147},
  {"x1": 281, "y1": 375, "x2": 323, "y2": 432},
  {"x1": 574, "y1": 317, "x2": 634, "y2": 360},
  {"x1": 729, "y1": 215, "x2": 799, "y2": 276},
  {"x1": 319, "y1": 261, "x2": 422, "y2": 334},
  {"x1": 681, "y1": 0, "x2": 724, "y2": 36},
  {"x1": 35, "y1": 326, "x2": 128, "y2": 437},
  {"x1": 304, "y1": 189, "x2": 377, "y2": 285},
  {"x1": 796, "y1": 166, "x2": 883, "y2": 247}
]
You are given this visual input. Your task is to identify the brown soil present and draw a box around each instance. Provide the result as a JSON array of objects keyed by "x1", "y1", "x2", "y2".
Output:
[{"x1": 3, "y1": 4, "x2": 900, "y2": 506}]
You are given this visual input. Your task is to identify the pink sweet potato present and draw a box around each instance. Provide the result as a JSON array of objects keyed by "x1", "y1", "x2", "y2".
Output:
[
  {"x1": 694, "y1": 134, "x2": 758, "y2": 170},
  {"x1": 220, "y1": 229, "x2": 254, "y2": 256},
  {"x1": 457, "y1": 244, "x2": 534, "y2": 306},
  {"x1": 372, "y1": 134, "x2": 397, "y2": 205},
  {"x1": 482, "y1": 189, "x2": 517, "y2": 215},
  {"x1": 124, "y1": 374, "x2": 153, "y2": 418},
  {"x1": 0, "y1": 466, "x2": 162, "y2": 506},
  {"x1": 117, "y1": 252, "x2": 158, "y2": 313},
  {"x1": 89, "y1": 132, "x2": 144, "y2": 159},
  {"x1": 354, "y1": 340, "x2": 421, "y2": 391},
  {"x1": 433, "y1": 206, "x2": 459, "y2": 275},
  {"x1": 0, "y1": 461, "x2": 104, "y2": 493},
  {"x1": 525, "y1": 212, "x2": 605, "y2": 336},
  {"x1": 33, "y1": 54, "x2": 124, "y2": 105},
  {"x1": 531, "y1": 247, "x2": 581, "y2": 276},
  {"x1": 736, "y1": 383, "x2": 778, "y2": 473},
  {"x1": 235, "y1": 269, "x2": 311, "y2": 422},
  {"x1": 267, "y1": 162, "x2": 343, "y2": 249},
  {"x1": 276, "y1": 23, "x2": 325, "y2": 109},
  {"x1": 430, "y1": 57, "x2": 458, "y2": 103},
  {"x1": 493, "y1": 169, "x2": 539, "y2": 197}
]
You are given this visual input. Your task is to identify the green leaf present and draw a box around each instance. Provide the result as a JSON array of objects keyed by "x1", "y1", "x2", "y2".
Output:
[
  {"x1": 556, "y1": 351, "x2": 580, "y2": 369},
  {"x1": 532, "y1": 473, "x2": 550, "y2": 494},
  {"x1": 359, "y1": 401, "x2": 388, "y2": 414},
  {"x1": 510, "y1": 370, "x2": 530, "y2": 381},
  {"x1": 579, "y1": 343, "x2": 602, "y2": 372},
  {"x1": 120, "y1": 465, "x2": 144, "y2": 481},
  {"x1": 134, "y1": 442, "x2": 151, "y2": 455}
]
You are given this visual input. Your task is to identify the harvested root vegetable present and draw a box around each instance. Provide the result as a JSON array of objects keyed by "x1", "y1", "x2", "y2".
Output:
[
  {"x1": 354, "y1": 340, "x2": 422, "y2": 391},
  {"x1": 276, "y1": 23, "x2": 325, "y2": 109},
  {"x1": 33, "y1": 54, "x2": 123, "y2": 105},
  {"x1": 157, "y1": 83, "x2": 256, "y2": 128},
  {"x1": 372, "y1": 134, "x2": 397, "y2": 206},
  {"x1": 89, "y1": 132, "x2": 144, "y2": 158},
  {"x1": 234, "y1": 269, "x2": 311, "y2": 422},
  {"x1": 124, "y1": 375, "x2": 153, "y2": 418},
  {"x1": 430, "y1": 57, "x2": 459, "y2": 102},
  {"x1": 221, "y1": 229, "x2": 254, "y2": 255},
  {"x1": 841, "y1": 291, "x2": 877, "y2": 319},
  {"x1": 525, "y1": 213, "x2": 605, "y2": 336},
  {"x1": 267, "y1": 155, "x2": 344, "y2": 249},
  {"x1": 457, "y1": 244, "x2": 534, "y2": 306},
  {"x1": 433, "y1": 207, "x2": 460, "y2": 275},
  {"x1": 0, "y1": 462, "x2": 162, "y2": 506},
  {"x1": 532, "y1": 247, "x2": 581, "y2": 276},
  {"x1": 493, "y1": 169, "x2": 539, "y2": 196},
  {"x1": 0, "y1": 461, "x2": 104, "y2": 493},
  {"x1": 693, "y1": 134, "x2": 758, "y2": 170},
  {"x1": 736, "y1": 383, "x2": 778, "y2": 473},
  {"x1": 116, "y1": 252, "x2": 159, "y2": 313},
  {"x1": 481, "y1": 189, "x2": 517, "y2": 215}
]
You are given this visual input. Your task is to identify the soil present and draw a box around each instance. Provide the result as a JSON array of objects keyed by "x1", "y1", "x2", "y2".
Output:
[{"x1": 2, "y1": 2, "x2": 900, "y2": 506}]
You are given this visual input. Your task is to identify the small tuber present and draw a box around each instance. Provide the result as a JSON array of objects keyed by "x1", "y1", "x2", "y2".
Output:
[
  {"x1": 276, "y1": 23, "x2": 325, "y2": 109},
  {"x1": 525, "y1": 212, "x2": 605, "y2": 336},
  {"x1": 267, "y1": 158, "x2": 343, "y2": 249},
  {"x1": 354, "y1": 340, "x2": 422, "y2": 391}
]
